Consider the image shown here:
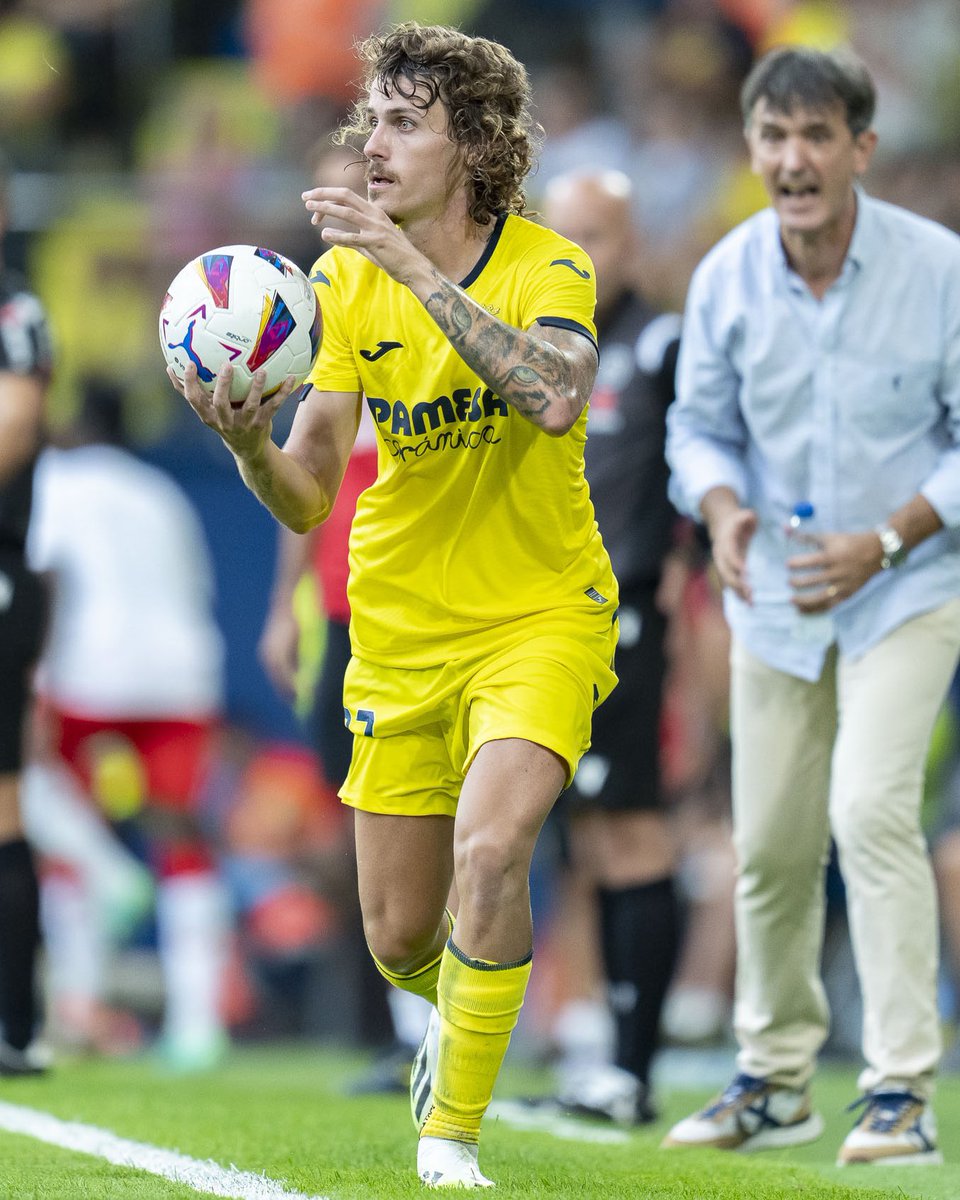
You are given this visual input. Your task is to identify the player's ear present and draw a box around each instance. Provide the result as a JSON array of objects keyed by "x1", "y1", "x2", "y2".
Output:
[{"x1": 853, "y1": 128, "x2": 877, "y2": 176}]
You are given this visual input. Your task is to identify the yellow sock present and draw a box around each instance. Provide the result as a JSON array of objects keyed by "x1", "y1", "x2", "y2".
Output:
[
  {"x1": 421, "y1": 940, "x2": 532, "y2": 1144},
  {"x1": 369, "y1": 908, "x2": 454, "y2": 1007}
]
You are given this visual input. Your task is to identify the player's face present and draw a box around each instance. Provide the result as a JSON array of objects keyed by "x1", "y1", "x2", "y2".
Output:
[
  {"x1": 746, "y1": 98, "x2": 876, "y2": 242},
  {"x1": 361, "y1": 80, "x2": 466, "y2": 226}
]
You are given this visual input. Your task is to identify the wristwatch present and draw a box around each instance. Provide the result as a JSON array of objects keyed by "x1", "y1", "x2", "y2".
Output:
[{"x1": 875, "y1": 525, "x2": 907, "y2": 569}]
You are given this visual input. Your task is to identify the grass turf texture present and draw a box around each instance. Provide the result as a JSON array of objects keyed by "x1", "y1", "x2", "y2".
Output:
[{"x1": 1, "y1": 1046, "x2": 959, "y2": 1198}]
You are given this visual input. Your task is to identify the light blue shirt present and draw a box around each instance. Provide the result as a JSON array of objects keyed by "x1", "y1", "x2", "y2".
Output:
[{"x1": 666, "y1": 190, "x2": 960, "y2": 681}]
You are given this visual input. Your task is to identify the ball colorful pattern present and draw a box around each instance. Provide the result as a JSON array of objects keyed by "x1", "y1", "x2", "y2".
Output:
[{"x1": 159, "y1": 244, "x2": 322, "y2": 404}]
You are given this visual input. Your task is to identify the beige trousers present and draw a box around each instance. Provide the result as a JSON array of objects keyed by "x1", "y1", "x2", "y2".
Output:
[{"x1": 730, "y1": 597, "x2": 960, "y2": 1098}]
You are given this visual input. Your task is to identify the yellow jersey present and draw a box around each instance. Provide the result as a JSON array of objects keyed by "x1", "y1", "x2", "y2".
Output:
[{"x1": 307, "y1": 211, "x2": 618, "y2": 667}]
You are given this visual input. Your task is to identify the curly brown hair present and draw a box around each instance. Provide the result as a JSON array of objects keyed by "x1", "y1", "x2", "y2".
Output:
[{"x1": 335, "y1": 23, "x2": 541, "y2": 226}]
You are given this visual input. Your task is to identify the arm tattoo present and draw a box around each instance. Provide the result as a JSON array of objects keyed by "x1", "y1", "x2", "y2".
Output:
[
  {"x1": 450, "y1": 296, "x2": 473, "y2": 336},
  {"x1": 423, "y1": 270, "x2": 593, "y2": 430}
]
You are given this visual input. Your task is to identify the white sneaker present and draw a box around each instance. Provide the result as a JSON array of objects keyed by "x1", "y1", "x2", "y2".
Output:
[
  {"x1": 837, "y1": 1090, "x2": 942, "y2": 1166},
  {"x1": 418, "y1": 1137, "x2": 494, "y2": 1188},
  {"x1": 411, "y1": 1007, "x2": 441, "y2": 1131},
  {"x1": 0, "y1": 1040, "x2": 52, "y2": 1077},
  {"x1": 662, "y1": 1072, "x2": 824, "y2": 1151},
  {"x1": 556, "y1": 1063, "x2": 655, "y2": 1125}
]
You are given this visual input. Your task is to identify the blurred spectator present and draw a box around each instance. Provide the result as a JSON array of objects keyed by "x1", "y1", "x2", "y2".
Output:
[
  {"x1": 20, "y1": 756, "x2": 152, "y2": 1057},
  {"x1": 31, "y1": 188, "x2": 157, "y2": 427},
  {"x1": 527, "y1": 50, "x2": 633, "y2": 192},
  {"x1": 203, "y1": 735, "x2": 357, "y2": 1041},
  {"x1": 27, "y1": 376, "x2": 231, "y2": 1072},
  {"x1": 0, "y1": 146, "x2": 52, "y2": 1076},
  {"x1": 0, "y1": 2, "x2": 70, "y2": 169},
  {"x1": 243, "y1": 0, "x2": 381, "y2": 111}
]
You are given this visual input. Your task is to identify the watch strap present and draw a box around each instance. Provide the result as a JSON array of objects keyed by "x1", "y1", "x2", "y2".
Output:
[{"x1": 875, "y1": 525, "x2": 906, "y2": 569}]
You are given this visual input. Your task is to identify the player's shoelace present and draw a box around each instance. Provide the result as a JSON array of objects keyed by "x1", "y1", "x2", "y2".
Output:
[
  {"x1": 845, "y1": 1090, "x2": 929, "y2": 1139},
  {"x1": 702, "y1": 1072, "x2": 767, "y2": 1118}
]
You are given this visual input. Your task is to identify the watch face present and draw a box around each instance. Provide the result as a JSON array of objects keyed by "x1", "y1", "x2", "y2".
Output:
[{"x1": 878, "y1": 527, "x2": 905, "y2": 567}]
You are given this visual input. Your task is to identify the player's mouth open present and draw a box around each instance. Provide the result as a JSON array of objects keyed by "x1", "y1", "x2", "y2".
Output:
[{"x1": 779, "y1": 184, "x2": 818, "y2": 197}]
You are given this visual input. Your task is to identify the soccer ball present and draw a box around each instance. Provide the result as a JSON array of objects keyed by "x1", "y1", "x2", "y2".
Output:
[{"x1": 159, "y1": 244, "x2": 322, "y2": 405}]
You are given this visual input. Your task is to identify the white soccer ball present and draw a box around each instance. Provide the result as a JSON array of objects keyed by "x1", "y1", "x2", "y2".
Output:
[{"x1": 159, "y1": 244, "x2": 322, "y2": 405}]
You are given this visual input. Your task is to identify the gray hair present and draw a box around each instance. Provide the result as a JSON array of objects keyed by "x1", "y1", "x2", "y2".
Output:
[{"x1": 741, "y1": 45, "x2": 876, "y2": 136}]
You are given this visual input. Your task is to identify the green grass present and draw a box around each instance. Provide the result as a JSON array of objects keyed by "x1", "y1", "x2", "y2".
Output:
[{"x1": 1, "y1": 1045, "x2": 959, "y2": 1198}]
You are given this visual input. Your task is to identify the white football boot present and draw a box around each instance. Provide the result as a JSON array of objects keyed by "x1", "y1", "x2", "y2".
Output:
[
  {"x1": 411, "y1": 1006, "x2": 441, "y2": 1130},
  {"x1": 418, "y1": 1137, "x2": 494, "y2": 1188}
]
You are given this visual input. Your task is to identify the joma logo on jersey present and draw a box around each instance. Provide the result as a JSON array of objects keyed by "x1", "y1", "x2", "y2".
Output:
[
  {"x1": 551, "y1": 258, "x2": 591, "y2": 279},
  {"x1": 367, "y1": 386, "x2": 508, "y2": 436},
  {"x1": 360, "y1": 340, "x2": 403, "y2": 361}
]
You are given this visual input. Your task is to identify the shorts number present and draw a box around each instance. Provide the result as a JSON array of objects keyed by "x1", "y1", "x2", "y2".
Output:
[{"x1": 343, "y1": 706, "x2": 376, "y2": 737}]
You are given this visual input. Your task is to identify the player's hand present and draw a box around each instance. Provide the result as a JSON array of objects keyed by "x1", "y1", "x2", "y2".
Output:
[
  {"x1": 788, "y1": 529, "x2": 883, "y2": 611},
  {"x1": 301, "y1": 186, "x2": 428, "y2": 287},
  {"x1": 258, "y1": 604, "x2": 301, "y2": 702},
  {"x1": 169, "y1": 362, "x2": 299, "y2": 461},
  {"x1": 709, "y1": 507, "x2": 758, "y2": 603}
]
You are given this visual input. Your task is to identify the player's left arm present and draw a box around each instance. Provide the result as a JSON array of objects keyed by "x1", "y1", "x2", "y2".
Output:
[
  {"x1": 0, "y1": 372, "x2": 44, "y2": 486},
  {"x1": 418, "y1": 277, "x2": 596, "y2": 437},
  {"x1": 303, "y1": 187, "x2": 596, "y2": 436},
  {"x1": 0, "y1": 290, "x2": 50, "y2": 485}
]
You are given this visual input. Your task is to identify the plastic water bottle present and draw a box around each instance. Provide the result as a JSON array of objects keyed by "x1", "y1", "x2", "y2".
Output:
[{"x1": 786, "y1": 502, "x2": 833, "y2": 642}]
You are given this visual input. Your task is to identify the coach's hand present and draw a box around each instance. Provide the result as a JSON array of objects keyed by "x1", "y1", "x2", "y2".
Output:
[
  {"x1": 789, "y1": 529, "x2": 887, "y2": 612},
  {"x1": 169, "y1": 363, "x2": 299, "y2": 462}
]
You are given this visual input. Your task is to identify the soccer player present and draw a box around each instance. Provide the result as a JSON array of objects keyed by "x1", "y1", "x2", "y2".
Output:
[
  {"x1": 0, "y1": 148, "x2": 51, "y2": 1075},
  {"x1": 173, "y1": 22, "x2": 618, "y2": 1188},
  {"x1": 28, "y1": 378, "x2": 230, "y2": 1073}
]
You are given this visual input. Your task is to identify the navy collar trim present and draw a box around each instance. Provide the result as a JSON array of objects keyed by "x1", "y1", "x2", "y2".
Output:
[{"x1": 460, "y1": 212, "x2": 507, "y2": 289}]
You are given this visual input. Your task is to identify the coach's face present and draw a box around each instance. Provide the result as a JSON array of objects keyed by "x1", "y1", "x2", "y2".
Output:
[
  {"x1": 746, "y1": 97, "x2": 877, "y2": 243},
  {"x1": 362, "y1": 78, "x2": 466, "y2": 227}
]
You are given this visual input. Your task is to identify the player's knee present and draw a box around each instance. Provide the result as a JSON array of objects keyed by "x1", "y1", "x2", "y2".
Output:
[
  {"x1": 454, "y1": 829, "x2": 530, "y2": 915},
  {"x1": 362, "y1": 910, "x2": 442, "y2": 976}
]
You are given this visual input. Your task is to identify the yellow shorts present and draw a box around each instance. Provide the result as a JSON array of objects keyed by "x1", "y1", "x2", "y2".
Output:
[{"x1": 340, "y1": 618, "x2": 618, "y2": 817}]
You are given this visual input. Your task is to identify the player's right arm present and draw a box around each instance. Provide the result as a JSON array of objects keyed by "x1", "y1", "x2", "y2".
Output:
[{"x1": 174, "y1": 362, "x2": 362, "y2": 533}]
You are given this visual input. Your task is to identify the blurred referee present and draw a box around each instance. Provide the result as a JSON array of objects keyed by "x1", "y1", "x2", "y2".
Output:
[
  {"x1": 544, "y1": 170, "x2": 681, "y2": 1123},
  {"x1": 0, "y1": 150, "x2": 52, "y2": 1075}
]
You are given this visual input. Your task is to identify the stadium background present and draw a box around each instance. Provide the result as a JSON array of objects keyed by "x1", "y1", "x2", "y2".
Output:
[{"x1": 5, "y1": 0, "x2": 960, "y2": 1046}]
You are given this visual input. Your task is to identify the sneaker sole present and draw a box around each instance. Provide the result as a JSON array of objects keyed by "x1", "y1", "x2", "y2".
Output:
[
  {"x1": 740, "y1": 1112, "x2": 825, "y2": 1152},
  {"x1": 838, "y1": 1148, "x2": 943, "y2": 1167}
]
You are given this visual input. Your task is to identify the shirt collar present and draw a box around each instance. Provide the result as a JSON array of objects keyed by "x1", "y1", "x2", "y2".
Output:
[
  {"x1": 768, "y1": 185, "x2": 873, "y2": 292},
  {"x1": 845, "y1": 185, "x2": 873, "y2": 270}
]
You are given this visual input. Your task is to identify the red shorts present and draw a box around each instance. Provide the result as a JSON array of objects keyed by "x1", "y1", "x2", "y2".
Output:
[{"x1": 49, "y1": 705, "x2": 217, "y2": 815}]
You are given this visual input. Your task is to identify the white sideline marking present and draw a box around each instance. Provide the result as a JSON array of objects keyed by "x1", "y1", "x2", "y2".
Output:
[
  {"x1": 0, "y1": 1101, "x2": 328, "y2": 1200},
  {"x1": 488, "y1": 1100, "x2": 630, "y2": 1144}
]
